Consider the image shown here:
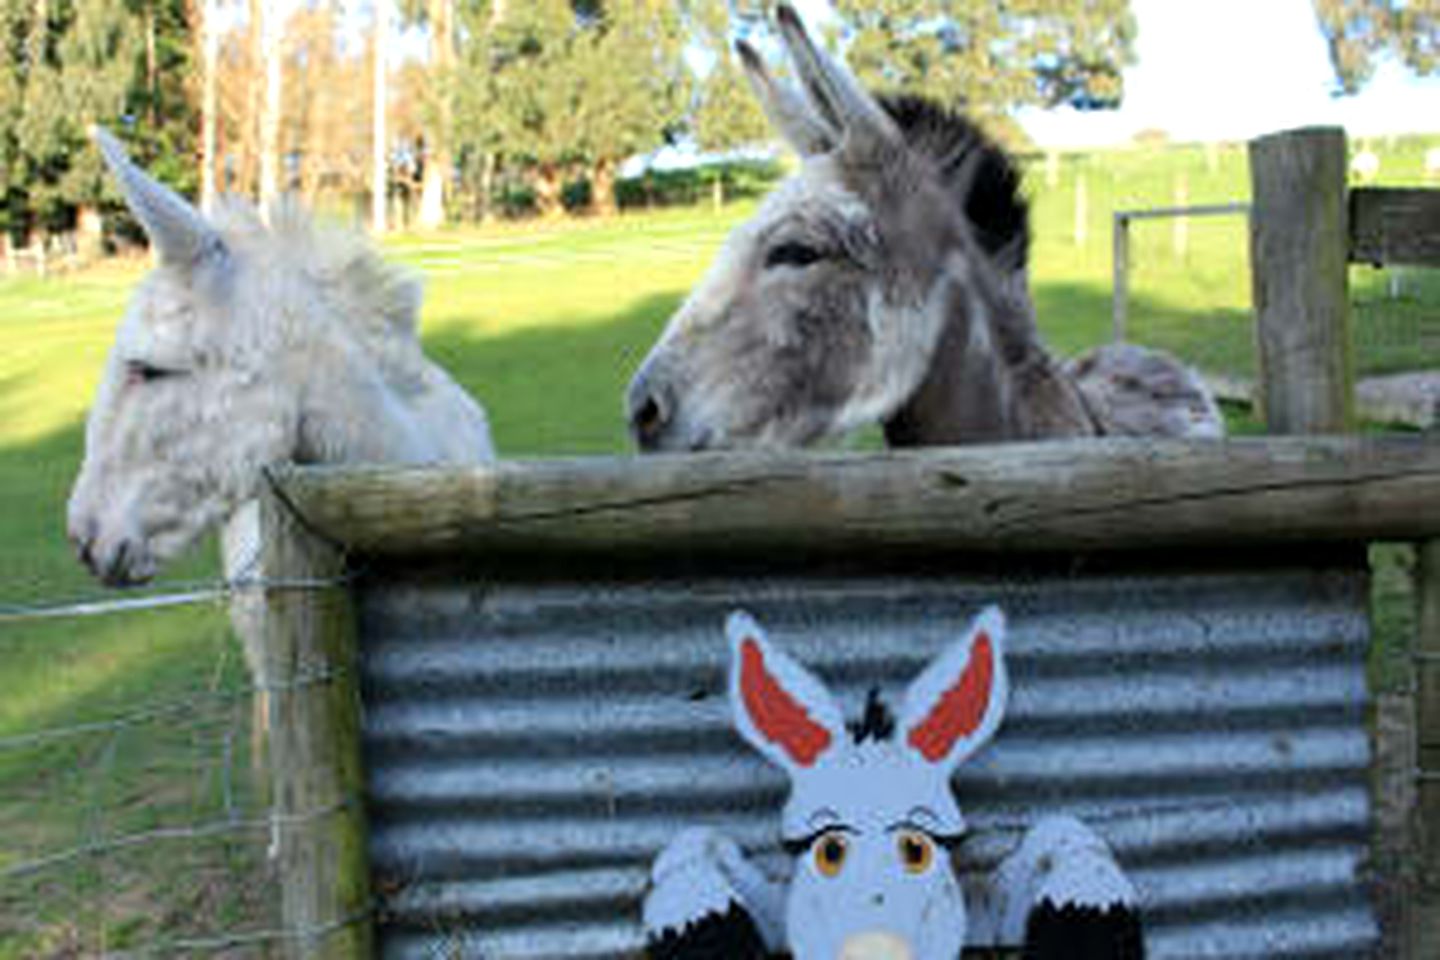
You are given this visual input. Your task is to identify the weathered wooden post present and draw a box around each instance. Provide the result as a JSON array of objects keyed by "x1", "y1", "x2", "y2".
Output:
[
  {"x1": 1111, "y1": 212, "x2": 1129, "y2": 342},
  {"x1": 261, "y1": 483, "x2": 373, "y2": 958},
  {"x1": 1248, "y1": 126, "x2": 1354, "y2": 433},
  {"x1": 1418, "y1": 540, "x2": 1440, "y2": 959}
]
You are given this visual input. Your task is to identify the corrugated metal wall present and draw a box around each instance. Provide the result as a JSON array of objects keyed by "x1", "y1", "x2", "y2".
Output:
[{"x1": 357, "y1": 560, "x2": 1378, "y2": 959}]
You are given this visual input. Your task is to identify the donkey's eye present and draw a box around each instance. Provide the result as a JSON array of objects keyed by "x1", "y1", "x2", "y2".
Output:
[
  {"x1": 897, "y1": 830, "x2": 934, "y2": 874},
  {"x1": 764, "y1": 241, "x2": 825, "y2": 270},
  {"x1": 125, "y1": 361, "x2": 177, "y2": 385},
  {"x1": 812, "y1": 831, "x2": 849, "y2": 878}
]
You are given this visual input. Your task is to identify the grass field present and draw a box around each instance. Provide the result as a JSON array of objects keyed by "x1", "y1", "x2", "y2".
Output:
[{"x1": 1, "y1": 134, "x2": 1437, "y2": 954}]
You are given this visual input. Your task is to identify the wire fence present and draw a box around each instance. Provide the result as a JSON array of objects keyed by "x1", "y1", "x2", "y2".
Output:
[{"x1": 0, "y1": 574, "x2": 357, "y2": 957}]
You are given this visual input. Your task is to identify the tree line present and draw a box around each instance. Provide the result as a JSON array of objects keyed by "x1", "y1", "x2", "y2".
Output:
[{"x1": 0, "y1": 0, "x2": 1430, "y2": 249}]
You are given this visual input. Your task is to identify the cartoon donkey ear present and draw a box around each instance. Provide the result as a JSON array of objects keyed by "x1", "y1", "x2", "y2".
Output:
[
  {"x1": 727, "y1": 610, "x2": 845, "y2": 775},
  {"x1": 900, "y1": 606, "x2": 1009, "y2": 773}
]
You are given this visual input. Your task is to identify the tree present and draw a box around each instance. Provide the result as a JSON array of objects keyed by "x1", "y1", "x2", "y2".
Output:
[
  {"x1": 690, "y1": 0, "x2": 769, "y2": 207},
  {"x1": 0, "y1": 0, "x2": 194, "y2": 245},
  {"x1": 572, "y1": 0, "x2": 686, "y2": 215},
  {"x1": 831, "y1": 0, "x2": 1137, "y2": 144},
  {"x1": 1312, "y1": 0, "x2": 1438, "y2": 95},
  {"x1": 258, "y1": 0, "x2": 284, "y2": 210},
  {"x1": 400, "y1": 0, "x2": 456, "y2": 229}
]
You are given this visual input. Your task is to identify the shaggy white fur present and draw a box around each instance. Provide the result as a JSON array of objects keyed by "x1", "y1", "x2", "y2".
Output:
[{"x1": 68, "y1": 130, "x2": 493, "y2": 717}]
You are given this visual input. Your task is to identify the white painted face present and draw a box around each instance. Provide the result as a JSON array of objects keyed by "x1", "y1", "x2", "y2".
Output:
[
  {"x1": 66, "y1": 130, "x2": 296, "y2": 585},
  {"x1": 726, "y1": 607, "x2": 1009, "y2": 960}
]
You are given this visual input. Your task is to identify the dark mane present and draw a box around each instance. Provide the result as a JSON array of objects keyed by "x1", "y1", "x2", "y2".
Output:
[
  {"x1": 878, "y1": 94, "x2": 1030, "y2": 272},
  {"x1": 848, "y1": 688, "x2": 897, "y2": 744}
]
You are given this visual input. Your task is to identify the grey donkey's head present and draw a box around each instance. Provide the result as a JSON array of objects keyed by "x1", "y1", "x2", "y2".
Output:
[{"x1": 625, "y1": 3, "x2": 1028, "y2": 452}]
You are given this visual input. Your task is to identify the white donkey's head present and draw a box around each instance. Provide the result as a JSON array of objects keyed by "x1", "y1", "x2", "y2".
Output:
[
  {"x1": 66, "y1": 129, "x2": 301, "y2": 585},
  {"x1": 727, "y1": 607, "x2": 1008, "y2": 960}
]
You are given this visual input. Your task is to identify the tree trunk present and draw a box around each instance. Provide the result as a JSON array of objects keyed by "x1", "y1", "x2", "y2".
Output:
[
  {"x1": 239, "y1": 0, "x2": 262, "y2": 196},
  {"x1": 372, "y1": 0, "x2": 390, "y2": 234},
  {"x1": 591, "y1": 158, "x2": 617, "y2": 217},
  {"x1": 200, "y1": 0, "x2": 219, "y2": 212},
  {"x1": 259, "y1": 0, "x2": 284, "y2": 212},
  {"x1": 478, "y1": 151, "x2": 496, "y2": 223},
  {"x1": 711, "y1": 172, "x2": 724, "y2": 211},
  {"x1": 534, "y1": 163, "x2": 563, "y2": 220},
  {"x1": 417, "y1": 0, "x2": 453, "y2": 230}
]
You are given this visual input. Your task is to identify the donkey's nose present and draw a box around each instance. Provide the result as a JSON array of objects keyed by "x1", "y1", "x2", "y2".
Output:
[
  {"x1": 68, "y1": 517, "x2": 99, "y2": 575},
  {"x1": 626, "y1": 377, "x2": 674, "y2": 452}
]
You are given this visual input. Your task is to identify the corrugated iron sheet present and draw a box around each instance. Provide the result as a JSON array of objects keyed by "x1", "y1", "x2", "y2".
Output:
[{"x1": 357, "y1": 563, "x2": 1378, "y2": 959}]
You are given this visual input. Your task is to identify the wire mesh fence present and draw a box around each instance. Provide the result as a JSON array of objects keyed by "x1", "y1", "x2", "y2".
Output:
[
  {"x1": 1025, "y1": 136, "x2": 1440, "y2": 421},
  {"x1": 0, "y1": 578, "x2": 351, "y2": 957}
]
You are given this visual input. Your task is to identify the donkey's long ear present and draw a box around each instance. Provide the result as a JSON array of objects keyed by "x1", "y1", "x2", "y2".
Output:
[
  {"x1": 736, "y1": 40, "x2": 837, "y2": 157},
  {"x1": 93, "y1": 126, "x2": 227, "y2": 271},
  {"x1": 773, "y1": 3, "x2": 901, "y2": 157},
  {"x1": 728, "y1": 610, "x2": 845, "y2": 775},
  {"x1": 900, "y1": 606, "x2": 1009, "y2": 774}
]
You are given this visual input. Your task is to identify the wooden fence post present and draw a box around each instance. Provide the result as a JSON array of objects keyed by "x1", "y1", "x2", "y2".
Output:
[
  {"x1": 1417, "y1": 540, "x2": 1440, "y2": 959},
  {"x1": 1112, "y1": 213, "x2": 1129, "y2": 342},
  {"x1": 1248, "y1": 127, "x2": 1355, "y2": 433},
  {"x1": 260, "y1": 482, "x2": 373, "y2": 959}
]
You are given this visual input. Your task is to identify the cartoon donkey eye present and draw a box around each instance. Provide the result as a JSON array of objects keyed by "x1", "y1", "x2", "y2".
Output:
[
  {"x1": 813, "y1": 831, "x2": 849, "y2": 877},
  {"x1": 897, "y1": 830, "x2": 935, "y2": 874}
]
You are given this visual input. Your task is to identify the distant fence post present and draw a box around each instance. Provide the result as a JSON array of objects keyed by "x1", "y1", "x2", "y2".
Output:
[
  {"x1": 260, "y1": 482, "x2": 373, "y2": 959},
  {"x1": 1111, "y1": 212, "x2": 1130, "y2": 342},
  {"x1": 1248, "y1": 127, "x2": 1354, "y2": 433}
]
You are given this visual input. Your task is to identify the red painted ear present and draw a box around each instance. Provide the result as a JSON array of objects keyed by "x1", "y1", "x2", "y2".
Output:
[
  {"x1": 738, "y1": 638, "x2": 832, "y2": 767},
  {"x1": 901, "y1": 607, "x2": 1009, "y2": 771},
  {"x1": 727, "y1": 611, "x2": 843, "y2": 773}
]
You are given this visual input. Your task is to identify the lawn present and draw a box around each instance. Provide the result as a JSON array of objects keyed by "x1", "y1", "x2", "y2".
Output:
[{"x1": 1, "y1": 133, "x2": 1437, "y2": 954}]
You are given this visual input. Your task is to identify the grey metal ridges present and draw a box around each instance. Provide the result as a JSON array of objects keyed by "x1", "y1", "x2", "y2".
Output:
[{"x1": 359, "y1": 563, "x2": 1378, "y2": 959}]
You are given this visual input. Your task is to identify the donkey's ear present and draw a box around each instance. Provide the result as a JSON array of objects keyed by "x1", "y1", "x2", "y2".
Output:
[
  {"x1": 93, "y1": 126, "x2": 228, "y2": 272},
  {"x1": 773, "y1": 3, "x2": 901, "y2": 159},
  {"x1": 900, "y1": 606, "x2": 1009, "y2": 773},
  {"x1": 736, "y1": 40, "x2": 837, "y2": 157},
  {"x1": 727, "y1": 610, "x2": 844, "y2": 774}
]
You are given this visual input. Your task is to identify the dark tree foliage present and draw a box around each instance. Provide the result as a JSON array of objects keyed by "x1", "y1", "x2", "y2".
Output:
[
  {"x1": 1312, "y1": 0, "x2": 1438, "y2": 95},
  {"x1": 831, "y1": 0, "x2": 1137, "y2": 142}
]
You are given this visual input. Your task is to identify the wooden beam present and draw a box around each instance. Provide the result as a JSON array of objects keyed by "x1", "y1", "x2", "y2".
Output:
[
  {"x1": 1351, "y1": 188, "x2": 1440, "y2": 268},
  {"x1": 260, "y1": 485, "x2": 373, "y2": 958},
  {"x1": 270, "y1": 437, "x2": 1440, "y2": 560},
  {"x1": 1249, "y1": 127, "x2": 1355, "y2": 434}
]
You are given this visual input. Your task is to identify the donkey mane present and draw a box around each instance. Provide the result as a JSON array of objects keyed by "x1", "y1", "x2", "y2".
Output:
[
  {"x1": 878, "y1": 94, "x2": 1030, "y2": 273},
  {"x1": 208, "y1": 195, "x2": 429, "y2": 388}
]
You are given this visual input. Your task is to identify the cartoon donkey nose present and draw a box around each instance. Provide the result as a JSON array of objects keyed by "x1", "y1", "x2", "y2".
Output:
[
  {"x1": 839, "y1": 931, "x2": 914, "y2": 960},
  {"x1": 626, "y1": 371, "x2": 674, "y2": 452}
]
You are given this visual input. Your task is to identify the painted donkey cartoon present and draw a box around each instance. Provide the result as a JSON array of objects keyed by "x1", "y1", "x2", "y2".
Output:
[
  {"x1": 644, "y1": 608, "x2": 1144, "y2": 960},
  {"x1": 626, "y1": 3, "x2": 1221, "y2": 451}
]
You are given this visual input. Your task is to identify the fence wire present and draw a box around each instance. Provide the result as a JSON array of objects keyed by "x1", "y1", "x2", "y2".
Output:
[{"x1": 0, "y1": 572, "x2": 355, "y2": 957}]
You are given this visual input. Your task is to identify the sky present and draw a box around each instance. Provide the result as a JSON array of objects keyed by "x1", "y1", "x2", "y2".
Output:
[
  {"x1": 1016, "y1": 0, "x2": 1440, "y2": 147},
  {"x1": 788, "y1": 0, "x2": 1439, "y2": 148}
]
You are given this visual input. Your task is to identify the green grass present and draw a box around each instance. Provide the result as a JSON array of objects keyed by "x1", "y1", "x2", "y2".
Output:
[{"x1": 1, "y1": 134, "x2": 1437, "y2": 953}]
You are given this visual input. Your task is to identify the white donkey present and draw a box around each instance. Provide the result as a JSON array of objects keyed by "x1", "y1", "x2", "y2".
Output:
[
  {"x1": 67, "y1": 129, "x2": 494, "y2": 727},
  {"x1": 626, "y1": 3, "x2": 1221, "y2": 451},
  {"x1": 644, "y1": 608, "x2": 1143, "y2": 960}
]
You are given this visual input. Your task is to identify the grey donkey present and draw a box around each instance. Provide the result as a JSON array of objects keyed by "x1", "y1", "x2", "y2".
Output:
[{"x1": 626, "y1": 4, "x2": 1222, "y2": 452}]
